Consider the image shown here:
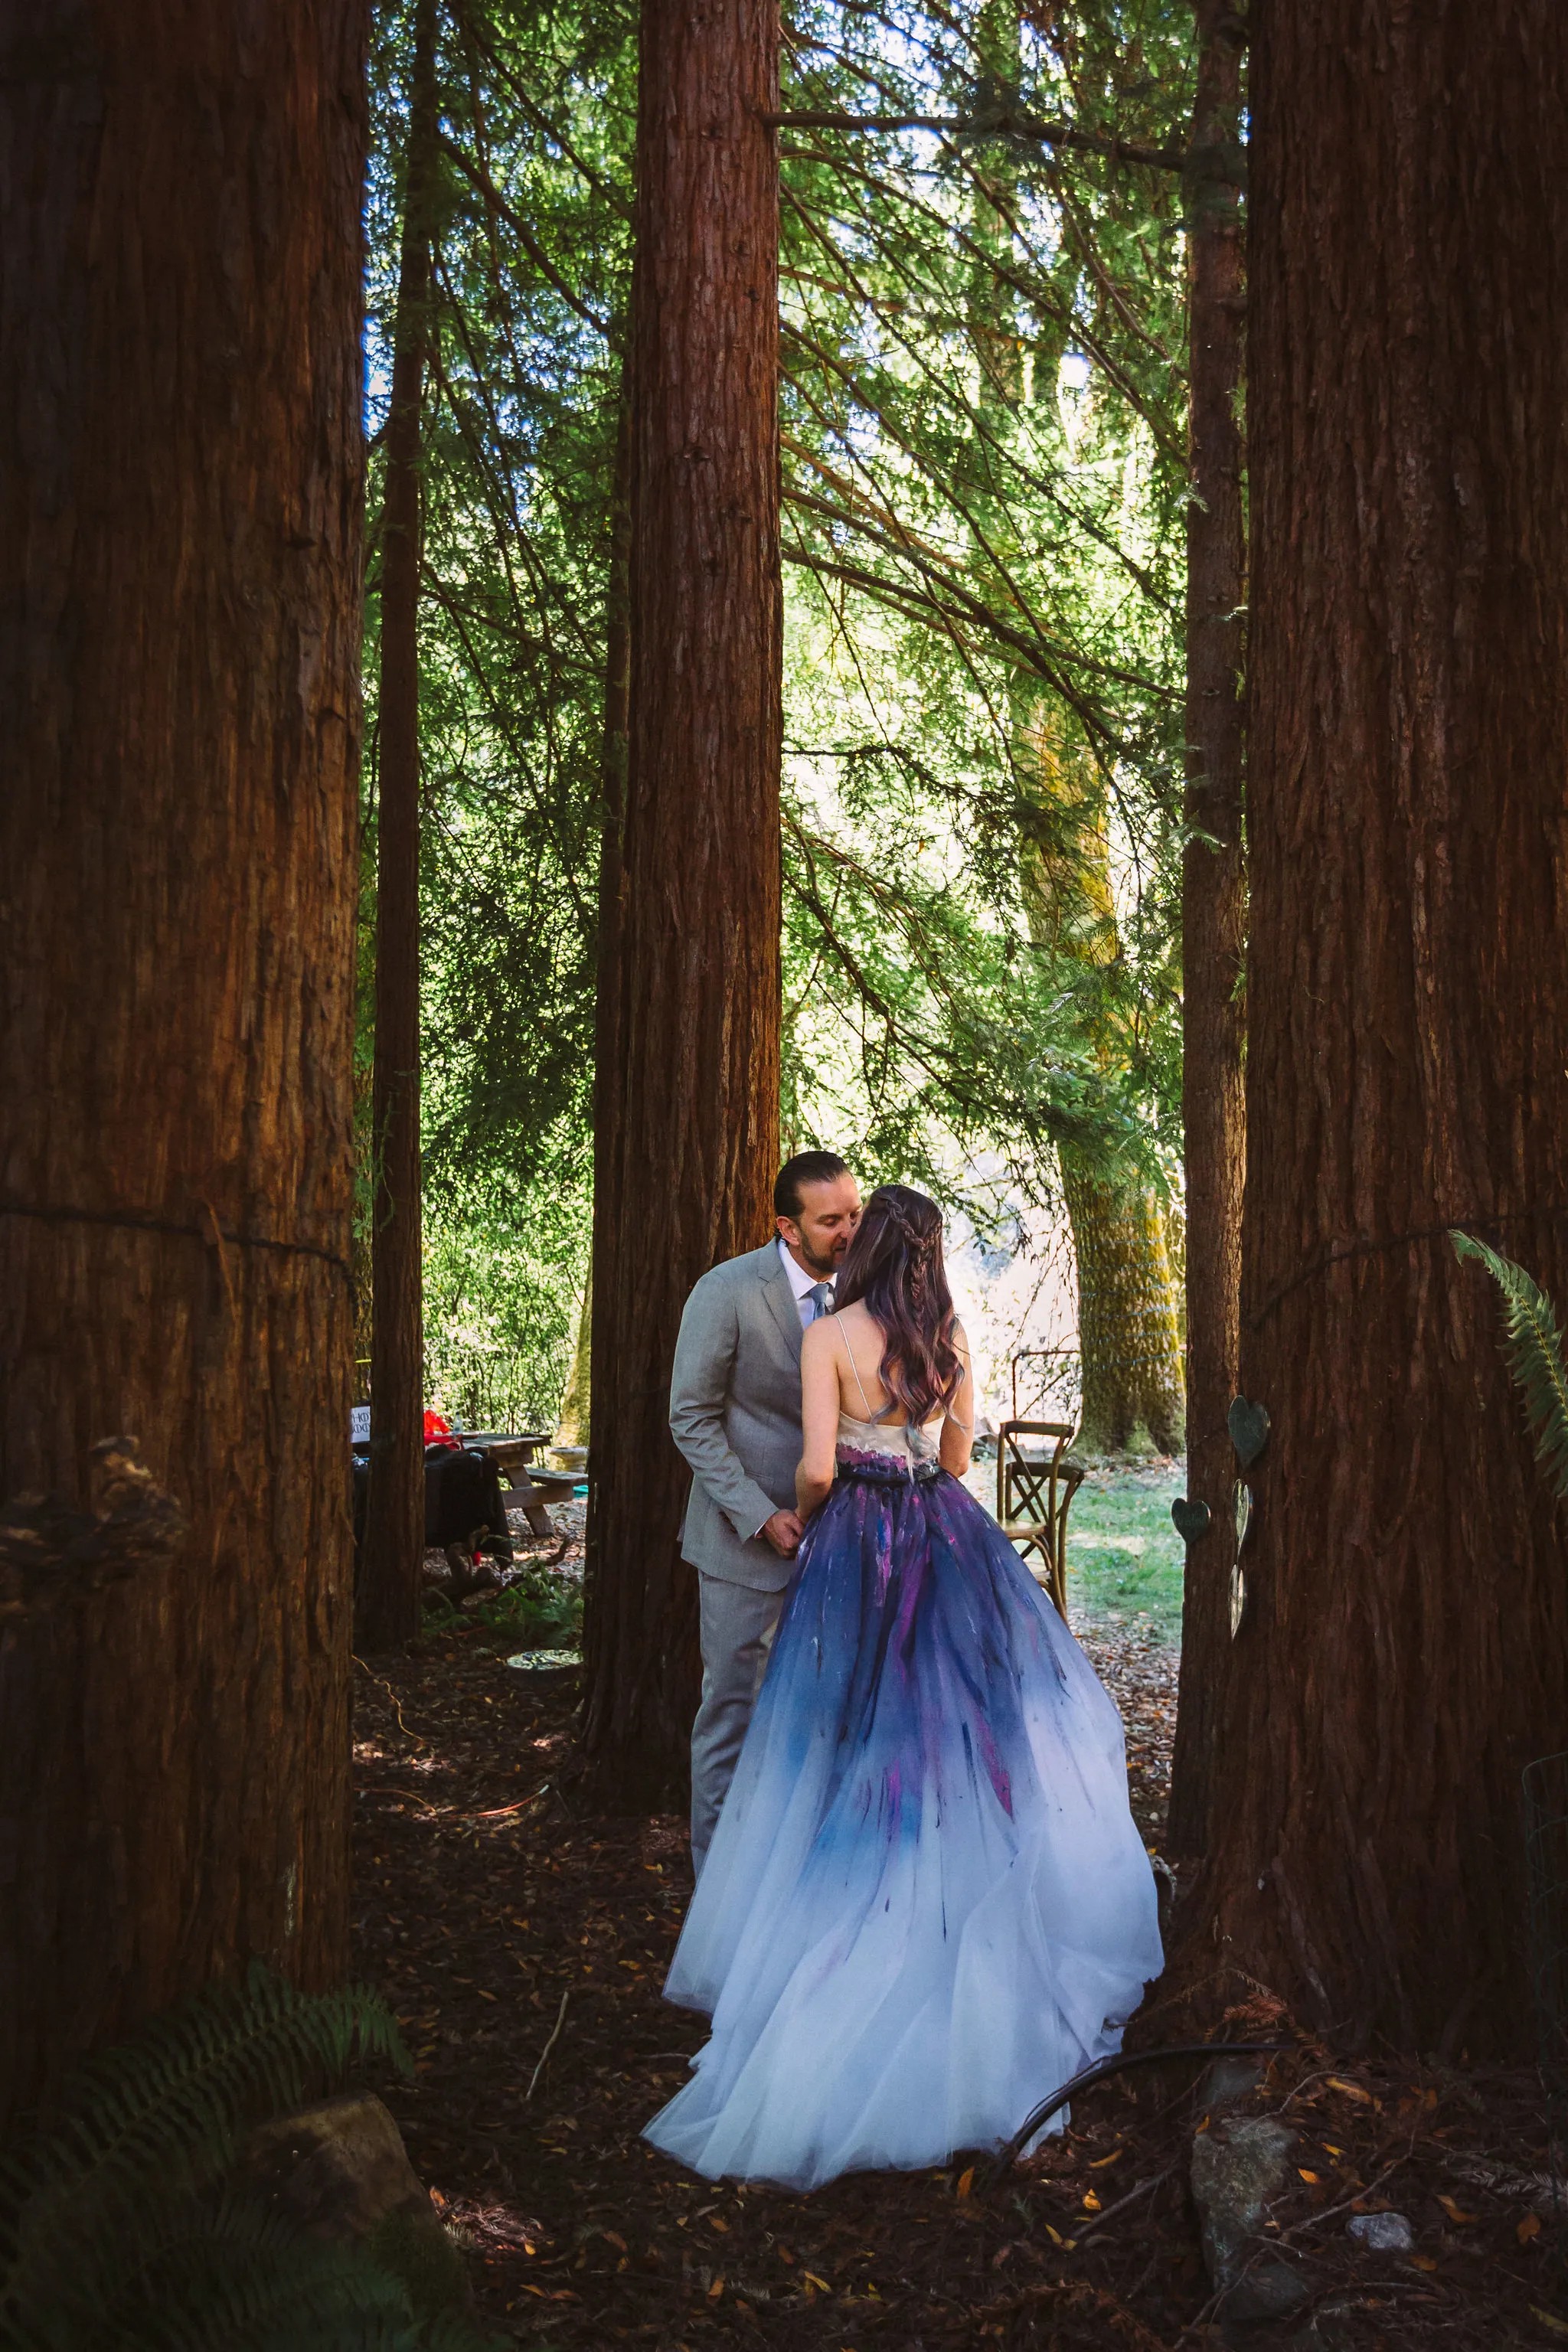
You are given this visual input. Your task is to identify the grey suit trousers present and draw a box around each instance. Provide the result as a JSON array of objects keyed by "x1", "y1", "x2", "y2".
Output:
[
  {"x1": 691, "y1": 1571, "x2": 784, "y2": 1871},
  {"x1": 670, "y1": 1242, "x2": 808, "y2": 1870}
]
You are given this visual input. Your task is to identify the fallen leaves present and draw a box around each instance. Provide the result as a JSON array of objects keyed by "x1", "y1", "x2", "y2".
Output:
[{"x1": 351, "y1": 1622, "x2": 1563, "y2": 2352}]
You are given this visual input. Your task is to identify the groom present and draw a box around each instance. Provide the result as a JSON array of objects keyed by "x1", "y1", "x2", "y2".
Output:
[{"x1": 669, "y1": 1151, "x2": 862, "y2": 1870}]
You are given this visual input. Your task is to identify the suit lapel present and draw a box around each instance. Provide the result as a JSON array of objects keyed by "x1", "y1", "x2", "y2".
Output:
[{"x1": 757, "y1": 1242, "x2": 805, "y2": 1361}]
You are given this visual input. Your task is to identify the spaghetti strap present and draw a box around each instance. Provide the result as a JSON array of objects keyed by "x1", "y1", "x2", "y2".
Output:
[{"x1": 835, "y1": 1318, "x2": 878, "y2": 1421}]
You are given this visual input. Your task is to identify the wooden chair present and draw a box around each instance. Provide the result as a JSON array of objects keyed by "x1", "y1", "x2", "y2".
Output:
[{"x1": 996, "y1": 1419, "x2": 1084, "y2": 1621}]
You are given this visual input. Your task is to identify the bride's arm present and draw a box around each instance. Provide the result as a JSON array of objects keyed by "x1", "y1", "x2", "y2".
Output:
[
  {"x1": 795, "y1": 1318, "x2": 840, "y2": 1517},
  {"x1": 939, "y1": 1322, "x2": 975, "y2": 1475}
]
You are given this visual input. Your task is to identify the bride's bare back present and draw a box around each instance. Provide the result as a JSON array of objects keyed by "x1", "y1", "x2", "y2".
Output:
[{"x1": 796, "y1": 1298, "x2": 974, "y2": 1515}]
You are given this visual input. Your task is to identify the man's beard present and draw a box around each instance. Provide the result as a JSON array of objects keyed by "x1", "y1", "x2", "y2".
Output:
[{"x1": 800, "y1": 1235, "x2": 842, "y2": 1279}]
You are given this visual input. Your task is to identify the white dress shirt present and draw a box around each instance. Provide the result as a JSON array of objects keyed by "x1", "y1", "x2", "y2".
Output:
[{"x1": 778, "y1": 1236, "x2": 837, "y2": 1330}]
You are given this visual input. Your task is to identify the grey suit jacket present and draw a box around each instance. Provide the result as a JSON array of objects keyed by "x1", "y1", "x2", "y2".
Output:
[{"x1": 670, "y1": 1241, "x2": 806, "y2": 1592}]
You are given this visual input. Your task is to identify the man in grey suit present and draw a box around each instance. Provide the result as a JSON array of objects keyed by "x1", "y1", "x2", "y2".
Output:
[{"x1": 670, "y1": 1151, "x2": 862, "y2": 1870}]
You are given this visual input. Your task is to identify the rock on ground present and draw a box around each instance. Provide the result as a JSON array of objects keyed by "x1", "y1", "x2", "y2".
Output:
[{"x1": 1190, "y1": 2112, "x2": 1313, "y2": 2329}]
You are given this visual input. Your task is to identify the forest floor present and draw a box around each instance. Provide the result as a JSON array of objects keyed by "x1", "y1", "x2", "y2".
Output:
[{"x1": 352, "y1": 1472, "x2": 1562, "y2": 2350}]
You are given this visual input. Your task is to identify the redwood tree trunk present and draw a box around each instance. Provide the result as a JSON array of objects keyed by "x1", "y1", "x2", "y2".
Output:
[
  {"x1": 582, "y1": 0, "x2": 782, "y2": 1811},
  {"x1": 1200, "y1": 0, "x2": 1568, "y2": 2048},
  {"x1": 0, "y1": 0, "x2": 368, "y2": 2118},
  {"x1": 1167, "y1": 0, "x2": 1247, "y2": 1860},
  {"x1": 359, "y1": 0, "x2": 439, "y2": 1653}
]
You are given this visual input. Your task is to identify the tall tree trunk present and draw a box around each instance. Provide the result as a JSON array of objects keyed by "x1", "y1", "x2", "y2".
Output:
[
  {"x1": 0, "y1": 0, "x2": 368, "y2": 2120},
  {"x1": 568, "y1": 361, "x2": 633, "y2": 1465},
  {"x1": 582, "y1": 0, "x2": 782, "y2": 1810},
  {"x1": 1166, "y1": 0, "x2": 1247, "y2": 1860},
  {"x1": 1060, "y1": 1162, "x2": 1186, "y2": 1454},
  {"x1": 1200, "y1": 0, "x2": 1568, "y2": 2049},
  {"x1": 358, "y1": 0, "x2": 439, "y2": 1653},
  {"x1": 1024, "y1": 728, "x2": 1186, "y2": 1458}
]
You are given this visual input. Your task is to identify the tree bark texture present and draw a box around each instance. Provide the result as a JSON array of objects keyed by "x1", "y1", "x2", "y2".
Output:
[
  {"x1": 358, "y1": 0, "x2": 438, "y2": 1654},
  {"x1": 582, "y1": 0, "x2": 782, "y2": 1811},
  {"x1": 1201, "y1": 0, "x2": 1568, "y2": 2048},
  {"x1": 573, "y1": 353, "x2": 634, "y2": 1471},
  {"x1": 1023, "y1": 727, "x2": 1186, "y2": 1459},
  {"x1": 1167, "y1": 0, "x2": 1247, "y2": 1860},
  {"x1": 0, "y1": 0, "x2": 368, "y2": 2119},
  {"x1": 1060, "y1": 1160, "x2": 1185, "y2": 1456}
]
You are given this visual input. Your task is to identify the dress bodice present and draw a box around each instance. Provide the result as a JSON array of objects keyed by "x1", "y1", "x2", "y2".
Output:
[{"x1": 835, "y1": 1409, "x2": 942, "y2": 1468}]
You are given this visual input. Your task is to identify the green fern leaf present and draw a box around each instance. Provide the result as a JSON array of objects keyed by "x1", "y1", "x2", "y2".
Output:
[
  {"x1": 1451, "y1": 1230, "x2": 1568, "y2": 1500},
  {"x1": 108, "y1": 2196, "x2": 423, "y2": 2352},
  {"x1": 0, "y1": 1968, "x2": 411, "y2": 2345}
]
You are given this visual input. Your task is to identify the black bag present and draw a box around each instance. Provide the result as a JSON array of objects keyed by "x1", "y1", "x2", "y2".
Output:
[
  {"x1": 350, "y1": 1442, "x2": 513, "y2": 1560},
  {"x1": 423, "y1": 1443, "x2": 511, "y2": 1555}
]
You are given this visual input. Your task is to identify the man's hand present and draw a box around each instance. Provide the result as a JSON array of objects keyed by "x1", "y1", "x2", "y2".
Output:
[{"x1": 760, "y1": 1508, "x2": 805, "y2": 1558}]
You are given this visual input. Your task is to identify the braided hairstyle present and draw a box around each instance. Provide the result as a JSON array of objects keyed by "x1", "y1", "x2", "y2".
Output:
[{"x1": 834, "y1": 1184, "x2": 963, "y2": 1423}]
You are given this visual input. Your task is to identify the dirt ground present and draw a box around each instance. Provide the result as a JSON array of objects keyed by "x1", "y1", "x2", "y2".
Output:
[{"x1": 353, "y1": 1609, "x2": 1563, "y2": 2350}]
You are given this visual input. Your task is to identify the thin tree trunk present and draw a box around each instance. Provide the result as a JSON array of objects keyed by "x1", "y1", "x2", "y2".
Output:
[
  {"x1": 560, "y1": 381, "x2": 632, "y2": 1468},
  {"x1": 359, "y1": 0, "x2": 439, "y2": 1653},
  {"x1": 582, "y1": 0, "x2": 782, "y2": 1810},
  {"x1": 0, "y1": 0, "x2": 368, "y2": 2121},
  {"x1": 1166, "y1": 0, "x2": 1247, "y2": 1860},
  {"x1": 1200, "y1": 0, "x2": 1568, "y2": 2049}
]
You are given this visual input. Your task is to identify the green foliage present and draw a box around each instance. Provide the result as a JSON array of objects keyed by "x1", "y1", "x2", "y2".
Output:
[
  {"x1": 361, "y1": 0, "x2": 1201, "y2": 1400},
  {"x1": 424, "y1": 1557, "x2": 583, "y2": 1651},
  {"x1": 1065, "y1": 1462, "x2": 1185, "y2": 1640},
  {"x1": 1451, "y1": 1231, "x2": 1568, "y2": 1501},
  {"x1": 0, "y1": 1966, "x2": 495, "y2": 2352},
  {"x1": 423, "y1": 1176, "x2": 589, "y2": 1432}
]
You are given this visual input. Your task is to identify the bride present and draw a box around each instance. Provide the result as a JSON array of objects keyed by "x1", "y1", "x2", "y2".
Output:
[{"x1": 644, "y1": 1184, "x2": 1162, "y2": 2190}]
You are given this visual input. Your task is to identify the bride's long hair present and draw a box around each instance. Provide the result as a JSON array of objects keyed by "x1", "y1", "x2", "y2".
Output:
[{"x1": 834, "y1": 1184, "x2": 963, "y2": 1424}]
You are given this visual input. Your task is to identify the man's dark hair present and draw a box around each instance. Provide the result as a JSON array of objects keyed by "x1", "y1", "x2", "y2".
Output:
[{"x1": 774, "y1": 1151, "x2": 850, "y2": 1221}]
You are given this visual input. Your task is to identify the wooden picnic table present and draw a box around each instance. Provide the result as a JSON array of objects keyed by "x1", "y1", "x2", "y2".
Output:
[{"x1": 460, "y1": 1432, "x2": 584, "y2": 1537}]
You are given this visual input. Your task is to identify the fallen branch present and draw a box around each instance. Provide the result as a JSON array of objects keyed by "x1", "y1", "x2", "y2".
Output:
[
  {"x1": 1445, "y1": 2150, "x2": 1563, "y2": 2216},
  {"x1": 1074, "y1": 2164, "x2": 1176, "y2": 2247},
  {"x1": 525, "y1": 1991, "x2": 570, "y2": 2103}
]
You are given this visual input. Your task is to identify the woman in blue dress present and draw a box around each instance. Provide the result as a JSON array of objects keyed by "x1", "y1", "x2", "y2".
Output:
[{"x1": 645, "y1": 1184, "x2": 1162, "y2": 2190}]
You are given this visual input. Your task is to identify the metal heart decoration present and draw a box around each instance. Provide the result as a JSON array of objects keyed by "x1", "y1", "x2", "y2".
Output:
[
  {"x1": 1228, "y1": 1395, "x2": 1271, "y2": 1468},
  {"x1": 1229, "y1": 1562, "x2": 1248, "y2": 1638},
  {"x1": 1233, "y1": 1479, "x2": 1253, "y2": 1553},
  {"x1": 1171, "y1": 1495, "x2": 1212, "y2": 1544}
]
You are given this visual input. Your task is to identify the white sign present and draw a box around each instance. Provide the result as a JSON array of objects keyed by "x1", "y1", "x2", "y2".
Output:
[{"x1": 351, "y1": 1405, "x2": 371, "y2": 1442}]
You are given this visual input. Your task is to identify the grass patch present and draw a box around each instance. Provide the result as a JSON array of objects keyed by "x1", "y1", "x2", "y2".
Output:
[{"x1": 1065, "y1": 1461, "x2": 1184, "y2": 1641}]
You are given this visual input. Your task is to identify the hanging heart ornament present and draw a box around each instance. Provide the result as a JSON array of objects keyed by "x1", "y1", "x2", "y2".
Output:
[
  {"x1": 1233, "y1": 1479, "x2": 1253, "y2": 1553},
  {"x1": 1171, "y1": 1495, "x2": 1212, "y2": 1544},
  {"x1": 1227, "y1": 1395, "x2": 1271, "y2": 1468},
  {"x1": 1229, "y1": 1563, "x2": 1249, "y2": 1638}
]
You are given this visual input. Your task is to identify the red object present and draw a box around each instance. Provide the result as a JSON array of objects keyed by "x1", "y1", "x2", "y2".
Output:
[{"x1": 423, "y1": 1410, "x2": 456, "y2": 1446}]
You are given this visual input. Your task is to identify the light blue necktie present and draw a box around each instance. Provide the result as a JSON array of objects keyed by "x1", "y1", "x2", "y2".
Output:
[{"x1": 806, "y1": 1282, "x2": 835, "y2": 1321}]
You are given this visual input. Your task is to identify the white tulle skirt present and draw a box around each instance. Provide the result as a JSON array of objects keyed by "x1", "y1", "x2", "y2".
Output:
[{"x1": 643, "y1": 1455, "x2": 1163, "y2": 2190}]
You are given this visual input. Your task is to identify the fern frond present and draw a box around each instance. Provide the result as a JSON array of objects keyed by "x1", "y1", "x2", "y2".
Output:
[
  {"x1": 1451, "y1": 1230, "x2": 1568, "y2": 1500},
  {"x1": 0, "y1": 1967, "x2": 410, "y2": 2344},
  {"x1": 108, "y1": 2195, "x2": 423, "y2": 2352}
]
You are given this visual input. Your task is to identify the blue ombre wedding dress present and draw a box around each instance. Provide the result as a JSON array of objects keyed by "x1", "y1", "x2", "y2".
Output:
[{"x1": 643, "y1": 1395, "x2": 1163, "y2": 2190}]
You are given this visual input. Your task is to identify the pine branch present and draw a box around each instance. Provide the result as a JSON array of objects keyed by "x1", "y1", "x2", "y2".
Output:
[{"x1": 766, "y1": 106, "x2": 1197, "y2": 180}]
